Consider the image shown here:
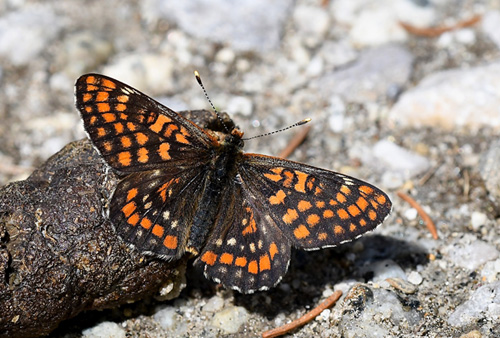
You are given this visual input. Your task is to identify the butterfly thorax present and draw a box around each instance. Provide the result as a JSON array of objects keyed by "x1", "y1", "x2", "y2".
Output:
[{"x1": 186, "y1": 128, "x2": 244, "y2": 254}]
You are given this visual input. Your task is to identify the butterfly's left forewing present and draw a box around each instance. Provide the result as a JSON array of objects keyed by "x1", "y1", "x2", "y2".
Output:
[
  {"x1": 75, "y1": 74, "x2": 216, "y2": 173},
  {"x1": 238, "y1": 154, "x2": 392, "y2": 250}
]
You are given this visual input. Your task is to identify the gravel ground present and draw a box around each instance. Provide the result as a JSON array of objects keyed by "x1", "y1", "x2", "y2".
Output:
[{"x1": 1, "y1": 0, "x2": 499, "y2": 337}]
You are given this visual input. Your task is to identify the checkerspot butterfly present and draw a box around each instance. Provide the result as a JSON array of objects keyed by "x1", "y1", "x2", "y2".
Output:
[{"x1": 75, "y1": 73, "x2": 392, "y2": 293}]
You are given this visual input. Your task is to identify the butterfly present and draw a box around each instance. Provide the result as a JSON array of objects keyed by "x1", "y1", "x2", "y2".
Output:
[{"x1": 75, "y1": 73, "x2": 392, "y2": 293}]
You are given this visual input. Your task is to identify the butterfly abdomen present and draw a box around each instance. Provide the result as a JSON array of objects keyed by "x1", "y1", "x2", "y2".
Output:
[{"x1": 187, "y1": 137, "x2": 242, "y2": 253}]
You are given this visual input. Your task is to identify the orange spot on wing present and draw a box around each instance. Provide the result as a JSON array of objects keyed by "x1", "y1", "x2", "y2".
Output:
[
  {"x1": 356, "y1": 197, "x2": 369, "y2": 211},
  {"x1": 102, "y1": 113, "x2": 116, "y2": 123},
  {"x1": 235, "y1": 257, "x2": 247, "y2": 267},
  {"x1": 103, "y1": 141, "x2": 112, "y2": 152},
  {"x1": 175, "y1": 133, "x2": 189, "y2": 144},
  {"x1": 114, "y1": 122, "x2": 124, "y2": 133},
  {"x1": 323, "y1": 209, "x2": 334, "y2": 218},
  {"x1": 137, "y1": 147, "x2": 149, "y2": 163},
  {"x1": 294, "y1": 171, "x2": 308, "y2": 193},
  {"x1": 121, "y1": 136, "x2": 132, "y2": 148},
  {"x1": 85, "y1": 106, "x2": 93, "y2": 113},
  {"x1": 269, "y1": 190, "x2": 286, "y2": 205},
  {"x1": 140, "y1": 218, "x2": 152, "y2": 229},
  {"x1": 201, "y1": 251, "x2": 217, "y2": 265},
  {"x1": 282, "y1": 208, "x2": 299, "y2": 225},
  {"x1": 117, "y1": 95, "x2": 129, "y2": 103},
  {"x1": 158, "y1": 143, "x2": 171, "y2": 160},
  {"x1": 360, "y1": 218, "x2": 367, "y2": 226},
  {"x1": 318, "y1": 232, "x2": 328, "y2": 240},
  {"x1": 350, "y1": 223, "x2": 357, "y2": 232},
  {"x1": 135, "y1": 132, "x2": 148, "y2": 145},
  {"x1": 315, "y1": 201, "x2": 325, "y2": 208},
  {"x1": 269, "y1": 242, "x2": 278, "y2": 260},
  {"x1": 314, "y1": 186, "x2": 323, "y2": 196},
  {"x1": 101, "y1": 78, "x2": 116, "y2": 89},
  {"x1": 334, "y1": 225, "x2": 345, "y2": 234},
  {"x1": 164, "y1": 124, "x2": 179, "y2": 137},
  {"x1": 83, "y1": 93, "x2": 92, "y2": 102},
  {"x1": 294, "y1": 224, "x2": 310, "y2": 239},
  {"x1": 116, "y1": 103, "x2": 127, "y2": 112},
  {"x1": 96, "y1": 91, "x2": 108, "y2": 102},
  {"x1": 118, "y1": 151, "x2": 132, "y2": 166},
  {"x1": 348, "y1": 204, "x2": 361, "y2": 217},
  {"x1": 376, "y1": 194, "x2": 387, "y2": 204},
  {"x1": 337, "y1": 209, "x2": 349, "y2": 220},
  {"x1": 164, "y1": 235, "x2": 178, "y2": 250},
  {"x1": 248, "y1": 260, "x2": 258, "y2": 274},
  {"x1": 127, "y1": 213, "x2": 140, "y2": 226},
  {"x1": 242, "y1": 217, "x2": 257, "y2": 235},
  {"x1": 122, "y1": 201, "x2": 136, "y2": 217},
  {"x1": 86, "y1": 75, "x2": 97, "y2": 84},
  {"x1": 264, "y1": 172, "x2": 282, "y2": 182},
  {"x1": 359, "y1": 185, "x2": 374, "y2": 195},
  {"x1": 97, "y1": 127, "x2": 106, "y2": 138},
  {"x1": 152, "y1": 224, "x2": 164, "y2": 237},
  {"x1": 98, "y1": 103, "x2": 111, "y2": 113},
  {"x1": 127, "y1": 188, "x2": 138, "y2": 201},
  {"x1": 220, "y1": 253, "x2": 234, "y2": 265},
  {"x1": 297, "y1": 200, "x2": 312, "y2": 212},
  {"x1": 87, "y1": 85, "x2": 98, "y2": 91},
  {"x1": 341, "y1": 185, "x2": 351, "y2": 195},
  {"x1": 127, "y1": 122, "x2": 137, "y2": 131},
  {"x1": 307, "y1": 214, "x2": 320, "y2": 227},
  {"x1": 368, "y1": 210, "x2": 377, "y2": 221},
  {"x1": 283, "y1": 171, "x2": 294, "y2": 187},
  {"x1": 150, "y1": 114, "x2": 172, "y2": 133},
  {"x1": 336, "y1": 193, "x2": 346, "y2": 203},
  {"x1": 259, "y1": 254, "x2": 271, "y2": 271}
]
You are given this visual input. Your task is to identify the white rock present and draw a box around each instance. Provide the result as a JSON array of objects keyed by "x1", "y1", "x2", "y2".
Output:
[
  {"x1": 82, "y1": 322, "x2": 126, "y2": 338},
  {"x1": 311, "y1": 45, "x2": 413, "y2": 103},
  {"x1": 389, "y1": 62, "x2": 500, "y2": 131},
  {"x1": 362, "y1": 259, "x2": 407, "y2": 282},
  {"x1": 338, "y1": 0, "x2": 435, "y2": 47},
  {"x1": 470, "y1": 212, "x2": 488, "y2": 230},
  {"x1": 448, "y1": 281, "x2": 500, "y2": 327},
  {"x1": 153, "y1": 306, "x2": 189, "y2": 335},
  {"x1": 202, "y1": 295, "x2": 225, "y2": 312},
  {"x1": 142, "y1": 0, "x2": 292, "y2": 51},
  {"x1": 447, "y1": 240, "x2": 500, "y2": 271},
  {"x1": 403, "y1": 208, "x2": 418, "y2": 221},
  {"x1": 482, "y1": 11, "x2": 500, "y2": 50},
  {"x1": 211, "y1": 306, "x2": 248, "y2": 334},
  {"x1": 481, "y1": 259, "x2": 500, "y2": 283},
  {"x1": 293, "y1": 5, "x2": 330, "y2": 47},
  {"x1": 0, "y1": 5, "x2": 65, "y2": 66},
  {"x1": 407, "y1": 271, "x2": 423, "y2": 285},
  {"x1": 373, "y1": 140, "x2": 430, "y2": 178},
  {"x1": 102, "y1": 53, "x2": 174, "y2": 95}
]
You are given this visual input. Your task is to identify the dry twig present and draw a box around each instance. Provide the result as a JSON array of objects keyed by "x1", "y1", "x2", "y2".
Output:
[
  {"x1": 261, "y1": 290, "x2": 343, "y2": 338},
  {"x1": 397, "y1": 191, "x2": 438, "y2": 239}
]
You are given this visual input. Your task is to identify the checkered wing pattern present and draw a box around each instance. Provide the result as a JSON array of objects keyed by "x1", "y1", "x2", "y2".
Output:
[
  {"x1": 239, "y1": 155, "x2": 392, "y2": 250},
  {"x1": 75, "y1": 74, "x2": 216, "y2": 173},
  {"x1": 198, "y1": 181, "x2": 291, "y2": 292},
  {"x1": 109, "y1": 167, "x2": 208, "y2": 260}
]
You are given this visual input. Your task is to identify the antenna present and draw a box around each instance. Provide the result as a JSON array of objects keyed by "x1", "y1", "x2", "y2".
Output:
[
  {"x1": 194, "y1": 70, "x2": 311, "y2": 141},
  {"x1": 194, "y1": 71, "x2": 230, "y2": 133},
  {"x1": 242, "y1": 118, "x2": 311, "y2": 141}
]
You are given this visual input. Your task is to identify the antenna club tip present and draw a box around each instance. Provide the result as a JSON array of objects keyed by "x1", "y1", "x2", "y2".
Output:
[
  {"x1": 194, "y1": 70, "x2": 202, "y2": 84},
  {"x1": 300, "y1": 118, "x2": 312, "y2": 125}
]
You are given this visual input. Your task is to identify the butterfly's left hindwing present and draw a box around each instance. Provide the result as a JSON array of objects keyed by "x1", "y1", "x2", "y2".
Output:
[{"x1": 197, "y1": 182, "x2": 291, "y2": 293}]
